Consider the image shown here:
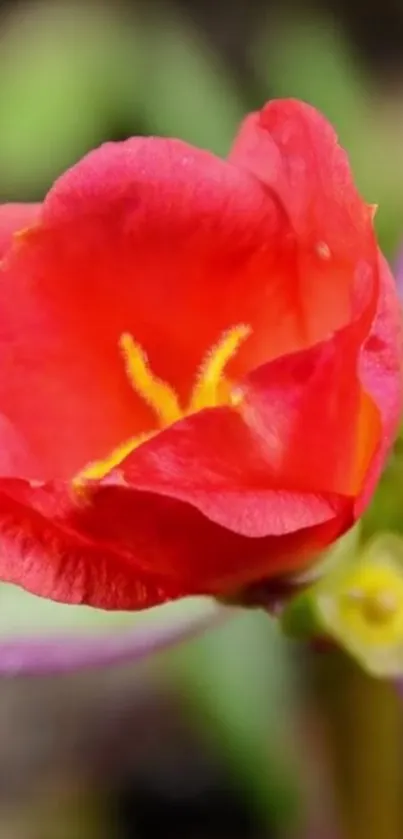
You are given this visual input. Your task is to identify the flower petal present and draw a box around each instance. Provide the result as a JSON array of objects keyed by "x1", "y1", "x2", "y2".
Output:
[
  {"x1": 0, "y1": 479, "x2": 184, "y2": 608},
  {"x1": 0, "y1": 139, "x2": 298, "y2": 480},
  {"x1": 356, "y1": 253, "x2": 403, "y2": 515},
  {"x1": 0, "y1": 476, "x2": 352, "y2": 607},
  {"x1": 231, "y1": 99, "x2": 402, "y2": 517},
  {"x1": 87, "y1": 411, "x2": 351, "y2": 538},
  {"x1": 84, "y1": 223, "x2": 379, "y2": 534},
  {"x1": 230, "y1": 98, "x2": 377, "y2": 344}
]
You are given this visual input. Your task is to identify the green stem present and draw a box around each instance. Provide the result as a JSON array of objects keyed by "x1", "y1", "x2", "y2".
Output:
[{"x1": 309, "y1": 650, "x2": 403, "y2": 839}]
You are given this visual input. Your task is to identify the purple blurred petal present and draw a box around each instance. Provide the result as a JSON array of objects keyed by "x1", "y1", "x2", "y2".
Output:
[{"x1": 0, "y1": 599, "x2": 228, "y2": 676}]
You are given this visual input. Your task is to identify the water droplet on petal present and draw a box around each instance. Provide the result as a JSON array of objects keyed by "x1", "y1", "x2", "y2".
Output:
[
  {"x1": 229, "y1": 387, "x2": 244, "y2": 407},
  {"x1": 316, "y1": 241, "x2": 331, "y2": 260}
]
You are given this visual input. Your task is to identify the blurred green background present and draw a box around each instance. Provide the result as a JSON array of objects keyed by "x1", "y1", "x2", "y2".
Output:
[{"x1": 1, "y1": 1, "x2": 403, "y2": 837}]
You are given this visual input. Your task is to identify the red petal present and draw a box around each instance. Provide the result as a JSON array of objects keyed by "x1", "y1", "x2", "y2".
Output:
[
  {"x1": 0, "y1": 111, "x2": 378, "y2": 483},
  {"x1": 230, "y1": 99, "x2": 376, "y2": 344},
  {"x1": 86, "y1": 221, "x2": 379, "y2": 537},
  {"x1": 0, "y1": 478, "x2": 352, "y2": 608},
  {"x1": 0, "y1": 139, "x2": 298, "y2": 480},
  {"x1": 98, "y1": 408, "x2": 350, "y2": 538},
  {"x1": 0, "y1": 479, "x2": 184, "y2": 609},
  {"x1": 0, "y1": 203, "x2": 40, "y2": 258},
  {"x1": 76, "y1": 484, "x2": 352, "y2": 597},
  {"x1": 355, "y1": 253, "x2": 403, "y2": 514},
  {"x1": 79, "y1": 333, "x2": 362, "y2": 548},
  {"x1": 230, "y1": 99, "x2": 402, "y2": 516}
]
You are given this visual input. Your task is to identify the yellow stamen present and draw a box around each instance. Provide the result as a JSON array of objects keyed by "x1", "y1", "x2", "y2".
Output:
[
  {"x1": 120, "y1": 333, "x2": 181, "y2": 425},
  {"x1": 74, "y1": 323, "x2": 251, "y2": 489},
  {"x1": 73, "y1": 431, "x2": 155, "y2": 486},
  {"x1": 189, "y1": 324, "x2": 251, "y2": 412}
]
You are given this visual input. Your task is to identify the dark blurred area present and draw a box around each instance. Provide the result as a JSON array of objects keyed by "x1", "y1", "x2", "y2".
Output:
[
  {"x1": 0, "y1": 611, "x2": 307, "y2": 839},
  {"x1": 0, "y1": 668, "x2": 267, "y2": 838},
  {"x1": 0, "y1": 0, "x2": 403, "y2": 836}
]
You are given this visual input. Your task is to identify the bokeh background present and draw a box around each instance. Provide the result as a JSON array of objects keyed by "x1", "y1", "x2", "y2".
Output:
[{"x1": 0, "y1": 0, "x2": 403, "y2": 837}]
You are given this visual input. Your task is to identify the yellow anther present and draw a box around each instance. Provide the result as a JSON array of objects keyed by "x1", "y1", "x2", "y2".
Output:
[
  {"x1": 189, "y1": 324, "x2": 251, "y2": 412},
  {"x1": 73, "y1": 323, "x2": 252, "y2": 490},
  {"x1": 120, "y1": 333, "x2": 181, "y2": 425}
]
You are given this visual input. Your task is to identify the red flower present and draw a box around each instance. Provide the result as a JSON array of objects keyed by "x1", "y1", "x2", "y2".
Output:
[{"x1": 0, "y1": 99, "x2": 400, "y2": 610}]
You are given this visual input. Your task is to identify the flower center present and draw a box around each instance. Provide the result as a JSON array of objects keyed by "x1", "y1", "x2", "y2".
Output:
[
  {"x1": 333, "y1": 560, "x2": 403, "y2": 647},
  {"x1": 74, "y1": 323, "x2": 251, "y2": 485},
  {"x1": 346, "y1": 587, "x2": 399, "y2": 626}
]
